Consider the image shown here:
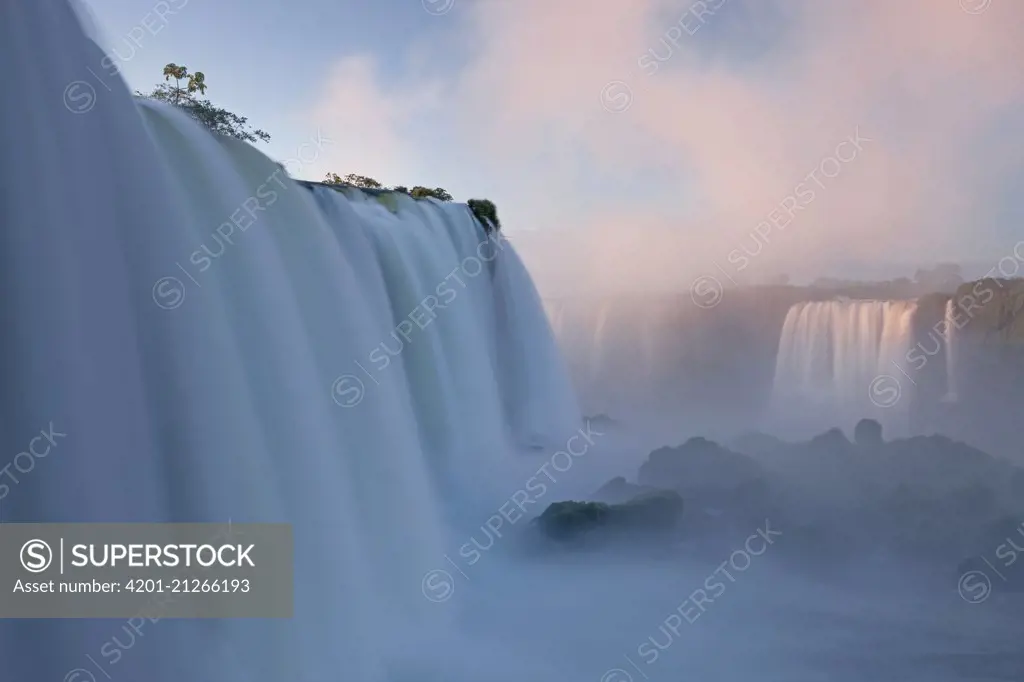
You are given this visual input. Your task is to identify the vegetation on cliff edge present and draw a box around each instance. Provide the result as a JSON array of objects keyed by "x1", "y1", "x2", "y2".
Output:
[
  {"x1": 136, "y1": 64, "x2": 500, "y2": 231},
  {"x1": 138, "y1": 63, "x2": 270, "y2": 144}
]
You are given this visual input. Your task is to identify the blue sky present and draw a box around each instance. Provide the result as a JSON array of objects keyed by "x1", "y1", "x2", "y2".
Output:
[
  {"x1": 81, "y1": 0, "x2": 1024, "y2": 289},
  {"x1": 82, "y1": 0, "x2": 462, "y2": 180}
]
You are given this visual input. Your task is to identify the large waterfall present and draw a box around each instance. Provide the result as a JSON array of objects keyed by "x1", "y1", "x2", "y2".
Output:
[
  {"x1": 769, "y1": 300, "x2": 918, "y2": 436},
  {"x1": 0, "y1": 2, "x2": 579, "y2": 680}
]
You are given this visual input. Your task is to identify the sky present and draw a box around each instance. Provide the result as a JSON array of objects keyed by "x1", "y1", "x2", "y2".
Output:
[{"x1": 79, "y1": 0, "x2": 1024, "y2": 292}]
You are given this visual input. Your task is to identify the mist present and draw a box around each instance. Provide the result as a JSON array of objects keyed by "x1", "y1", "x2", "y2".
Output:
[
  {"x1": 444, "y1": 0, "x2": 1024, "y2": 294},
  {"x1": 415, "y1": 411, "x2": 1024, "y2": 682},
  {"x1": 467, "y1": 5, "x2": 1024, "y2": 680}
]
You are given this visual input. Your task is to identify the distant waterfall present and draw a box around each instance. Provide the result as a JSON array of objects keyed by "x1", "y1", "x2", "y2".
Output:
[
  {"x1": 0, "y1": 2, "x2": 580, "y2": 679},
  {"x1": 769, "y1": 300, "x2": 918, "y2": 436},
  {"x1": 589, "y1": 302, "x2": 614, "y2": 390},
  {"x1": 543, "y1": 297, "x2": 681, "y2": 416},
  {"x1": 943, "y1": 298, "x2": 958, "y2": 402}
]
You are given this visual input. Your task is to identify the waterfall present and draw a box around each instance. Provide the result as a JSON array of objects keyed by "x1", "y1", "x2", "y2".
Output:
[
  {"x1": 943, "y1": 298, "x2": 958, "y2": 402},
  {"x1": 0, "y1": 2, "x2": 580, "y2": 680},
  {"x1": 544, "y1": 297, "x2": 672, "y2": 416},
  {"x1": 589, "y1": 302, "x2": 613, "y2": 386},
  {"x1": 769, "y1": 300, "x2": 918, "y2": 436}
]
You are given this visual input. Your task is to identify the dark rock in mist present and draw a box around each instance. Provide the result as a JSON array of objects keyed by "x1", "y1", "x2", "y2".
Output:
[
  {"x1": 533, "y1": 491, "x2": 684, "y2": 545},
  {"x1": 636, "y1": 437, "x2": 776, "y2": 537},
  {"x1": 638, "y1": 437, "x2": 764, "y2": 494},
  {"x1": 956, "y1": 516, "x2": 1024, "y2": 594},
  {"x1": 631, "y1": 427, "x2": 1024, "y2": 564},
  {"x1": 808, "y1": 427, "x2": 852, "y2": 455},
  {"x1": 731, "y1": 431, "x2": 787, "y2": 456},
  {"x1": 584, "y1": 413, "x2": 617, "y2": 431},
  {"x1": 853, "y1": 418, "x2": 883, "y2": 448},
  {"x1": 529, "y1": 422, "x2": 1024, "y2": 577},
  {"x1": 591, "y1": 476, "x2": 659, "y2": 505}
]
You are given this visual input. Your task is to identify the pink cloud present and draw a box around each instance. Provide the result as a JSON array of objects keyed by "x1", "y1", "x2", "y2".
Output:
[{"x1": 311, "y1": 0, "x2": 1024, "y2": 291}]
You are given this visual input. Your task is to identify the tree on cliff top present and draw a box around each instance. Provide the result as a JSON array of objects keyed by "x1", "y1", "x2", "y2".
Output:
[
  {"x1": 467, "y1": 199, "x2": 500, "y2": 233},
  {"x1": 139, "y1": 63, "x2": 271, "y2": 144},
  {"x1": 410, "y1": 186, "x2": 453, "y2": 202},
  {"x1": 324, "y1": 173, "x2": 383, "y2": 189},
  {"x1": 320, "y1": 173, "x2": 499, "y2": 232},
  {"x1": 321, "y1": 175, "x2": 456, "y2": 203},
  {"x1": 322, "y1": 174, "x2": 453, "y2": 202}
]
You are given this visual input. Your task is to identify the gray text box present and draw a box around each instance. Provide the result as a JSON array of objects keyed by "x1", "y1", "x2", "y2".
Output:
[{"x1": 0, "y1": 523, "x2": 292, "y2": 618}]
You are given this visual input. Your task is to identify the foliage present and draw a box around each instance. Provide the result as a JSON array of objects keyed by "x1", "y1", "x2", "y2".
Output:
[
  {"x1": 326, "y1": 173, "x2": 382, "y2": 189},
  {"x1": 318, "y1": 174, "x2": 501, "y2": 229},
  {"x1": 467, "y1": 199, "x2": 500, "y2": 233},
  {"x1": 410, "y1": 186, "x2": 453, "y2": 202},
  {"x1": 371, "y1": 193, "x2": 401, "y2": 213},
  {"x1": 159, "y1": 63, "x2": 206, "y2": 102},
  {"x1": 140, "y1": 63, "x2": 270, "y2": 144},
  {"x1": 321, "y1": 175, "x2": 459, "y2": 203}
]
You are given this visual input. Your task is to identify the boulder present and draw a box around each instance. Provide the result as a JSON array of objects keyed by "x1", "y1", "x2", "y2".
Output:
[
  {"x1": 533, "y1": 491, "x2": 685, "y2": 544},
  {"x1": 638, "y1": 437, "x2": 763, "y2": 494},
  {"x1": 853, "y1": 418, "x2": 883, "y2": 449}
]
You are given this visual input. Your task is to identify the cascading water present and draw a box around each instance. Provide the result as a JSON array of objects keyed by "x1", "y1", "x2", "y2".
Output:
[
  {"x1": 943, "y1": 298, "x2": 958, "y2": 402},
  {"x1": 492, "y1": 242, "x2": 581, "y2": 450},
  {"x1": 769, "y1": 300, "x2": 918, "y2": 436},
  {"x1": 0, "y1": 2, "x2": 580, "y2": 679},
  {"x1": 544, "y1": 298, "x2": 670, "y2": 416}
]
